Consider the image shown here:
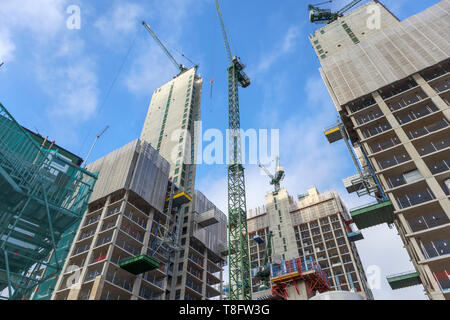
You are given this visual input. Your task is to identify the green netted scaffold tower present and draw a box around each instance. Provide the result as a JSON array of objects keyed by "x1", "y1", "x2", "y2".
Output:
[{"x1": 0, "y1": 102, "x2": 97, "y2": 300}]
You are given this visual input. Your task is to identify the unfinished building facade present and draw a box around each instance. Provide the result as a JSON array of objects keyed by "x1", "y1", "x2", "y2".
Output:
[
  {"x1": 247, "y1": 187, "x2": 373, "y2": 300},
  {"x1": 310, "y1": 0, "x2": 450, "y2": 299},
  {"x1": 51, "y1": 140, "x2": 172, "y2": 300}
]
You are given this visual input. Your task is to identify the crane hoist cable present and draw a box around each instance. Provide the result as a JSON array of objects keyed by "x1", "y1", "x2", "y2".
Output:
[{"x1": 78, "y1": 29, "x2": 139, "y2": 157}]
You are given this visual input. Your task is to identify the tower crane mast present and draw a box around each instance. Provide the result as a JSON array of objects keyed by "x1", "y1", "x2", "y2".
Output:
[{"x1": 214, "y1": 0, "x2": 252, "y2": 300}]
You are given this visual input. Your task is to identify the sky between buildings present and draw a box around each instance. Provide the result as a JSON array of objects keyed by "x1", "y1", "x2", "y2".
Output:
[{"x1": 0, "y1": 0, "x2": 443, "y2": 300}]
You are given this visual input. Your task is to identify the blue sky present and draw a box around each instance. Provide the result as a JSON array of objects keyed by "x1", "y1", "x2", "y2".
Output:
[{"x1": 0, "y1": 0, "x2": 443, "y2": 300}]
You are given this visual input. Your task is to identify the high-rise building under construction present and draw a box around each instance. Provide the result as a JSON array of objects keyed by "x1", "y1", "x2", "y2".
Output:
[
  {"x1": 310, "y1": 0, "x2": 450, "y2": 299},
  {"x1": 50, "y1": 139, "x2": 226, "y2": 300},
  {"x1": 247, "y1": 187, "x2": 373, "y2": 300},
  {"x1": 140, "y1": 67, "x2": 202, "y2": 197},
  {"x1": 140, "y1": 67, "x2": 227, "y2": 300},
  {"x1": 50, "y1": 64, "x2": 226, "y2": 300}
]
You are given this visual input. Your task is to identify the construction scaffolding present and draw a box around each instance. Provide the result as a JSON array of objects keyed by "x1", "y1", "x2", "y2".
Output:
[{"x1": 0, "y1": 102, "x2": 97, "y2": 300}]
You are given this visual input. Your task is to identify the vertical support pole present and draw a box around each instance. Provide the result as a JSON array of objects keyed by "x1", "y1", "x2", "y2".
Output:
[
  {"x1": 4, "y1": 250, "x2": 12, "y2": 298},
  {"x1": 42, "y1": 185, "x2": 60, "y2": 270},
  {"x1": 339, "y1": 123, "x2": 364, "y2": 179},
  {"x1": 348, "y1": 272, "x2": 355, "y2": 290},
  {"x1": 335, "y1": 275, "x2": 341, "y2": 290}
]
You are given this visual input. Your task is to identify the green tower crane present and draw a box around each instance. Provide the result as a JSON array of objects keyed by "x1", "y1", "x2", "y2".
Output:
[
  {"x1": 253, "y1": 231, "x2": 274, "y2": 290},
  {"x1": 308, "y1": 0, "x2": 364, "y2": 24},
  {"x1": 214, "y1": 0, "x2": 252, "y2": 300}
]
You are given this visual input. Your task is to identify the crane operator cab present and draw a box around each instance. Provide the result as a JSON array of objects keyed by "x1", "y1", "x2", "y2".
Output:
[
  {"x1": 231, "y1": 56, "x2": 251, "y2": 88},
  {"x1": 309, "y1": 8, "x2": 335, "y2": 23}
]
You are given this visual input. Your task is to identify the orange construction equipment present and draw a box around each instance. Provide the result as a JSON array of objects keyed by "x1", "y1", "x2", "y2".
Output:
[{"x1": 270, "y1": 257, "x2": 330, "y2": 300}]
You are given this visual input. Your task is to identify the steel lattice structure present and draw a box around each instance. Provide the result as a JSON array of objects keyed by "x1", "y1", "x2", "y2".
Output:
[
  {"x1": 0, "y1": 103, "x2": 97, "y2": 300},
  {"x1": 215, "y1": 0, "x2": 252, "y2": 300}
]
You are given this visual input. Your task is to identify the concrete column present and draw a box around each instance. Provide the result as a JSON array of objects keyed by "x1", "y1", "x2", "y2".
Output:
[
  {"x1": 89, "y1": 275, "x2": 105, "y2": 300},
  {"x1": 397, "y1": 213, "x2": 412, "y2": 234},
  {"x1": 409, "y1": 237, "x2": 425, "y2": 262},
  {"x1": 219, "y1": 262, "x2": 224, "y2": 300},
  {"x1": 71, "y1": 195, "x2": 111, "y2": 300},
  {"x1": 52, "y1": 207, "x2": 90, "y2": 299},
  {"x1": 202, "y1": 250, "x2": 208, "y2": 300},
  {"x1": 131, "y1": 276, "x2": 141, "y2": 300},
  {"x1": 421, "y1": 264, "x2": 445, "y2": 299}
]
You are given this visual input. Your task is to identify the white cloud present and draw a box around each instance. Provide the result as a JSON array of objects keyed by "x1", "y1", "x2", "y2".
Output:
[
  {"x1": 0, "y1": 0, "x2": 99, "y2": 124},
  {"x1": 125, "y1": 42, "x2": 177, "y2": 95},
  {"x1": 0, "y1": 0, "x2": 67, "y2": 62},
  {"x1": 255, "y1": 25, "x2": 301, "y2": 74},
  {"x1": 123, "y1": 0, "x2": 207, "y2": 95},
  {"x1": 0, "y1": 30, "x2": 15, "y2": 62},
  {"x1": 34, "y1": 36, "x2": 99, "y2": 123},
  {"x1": 94, "y1": 2, "x2": 144, "y2": 45}
]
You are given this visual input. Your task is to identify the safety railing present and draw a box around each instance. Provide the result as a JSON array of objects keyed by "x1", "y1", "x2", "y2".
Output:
[
  {"x1": 110, "y1": 254, "x2": 132, "y2": 266},
  {"x1": 123, "y1": 210, "x2": 147, "y2": 229},
  {"x1": 270, "y1": 257, "x2": 329, "y2": 286},
  {"x1": 106, "y1": 271, "x2": 133, "y2": 292},
  {"x1": 377, "y1": 153, "x2": 411, "y2": 170},
  {"x1": 106, "y1": 207, "x2": 121, "y2": 217},
  {"x1": 96, "y1": 235, "x2": 112, "y2": 247},
  {"x1": 142, "y1": 272, "x2": 164, "y2": 289},
  {"x1": 84, "y1": 215, "x2": 100, "y2": 227},
  {"x1": 421, "y1": 239, "x2": 450, "y2": 260},
  {"x1": 102, "y1": 219, "x2": 117, "y2": 231},
  {"x1": 79, "y1": 230, "x2": 96, "y2": 241},
  {"x1": 417, "y1": 137, "x2": 450, "y2": 156},
  {"x1": 381, "y1": 80, "x2": 418, "y2": 100},
  {"x1": 369, "y1": 136, "x2": 401, "y2": 154},
  {"x1": 91, "y1": 253, "x2": 107, "y2": 264},
  {"x1": 115, "y1": 238, "x2": 141, "y2": 256},
  {"x1": 120, "y1": 224, "x2": 144, "y2": 243},
  {"x1": 396, "y1": 104, "x2": 439, "y2": 125},
  {"x1": 85, "y1": 268, "x2": 102, "y2": 282},
  {"x1": 387, "y1": 92, "x2": 428, "y2": 112},
  {"x1": 188, "y1": 253, "x2": 204, "y2": 267},
  {"x1": 386, "y1": 175, "x2": 408, "y2": 189},
  {"x1": 422, "y1": 65, "x2": 450, "y2": 81},
  {"x1": 347, "y1": 98, "x2": 377, "y2": 114},
  {"x1": 407, "y1": 119, "x2": 449, "y2": 140},
  {"x1": 186, "y1": 279, "x2": 203, "y2": 294},
  {"x1": 433, "y1": 271, "x2": 450, "y2": 291},
  {"x1": 361, "y1": 122, "x2": 392, "y2": 139},
  {"x1": 355, "y1": 110, "x2": 384, "y2": 126},
  {"x1": 396, "y1": 189, "x2": 435, "y2": 210},
  {"x1": 74, "y1": 243, "x2": 90, "y2": 256},
  {"x1": 429, "y1": 160, "x2": 450, "y2": 175},
  {"x1": 434, "y1": 81, "x2": 450, "y2": 93},
  {"x1": 407, "y1": 211, "x2": 449, "y2": 233},
  {"x1": 139, "y1": 286, "x2": 162, "y2": 300}
]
